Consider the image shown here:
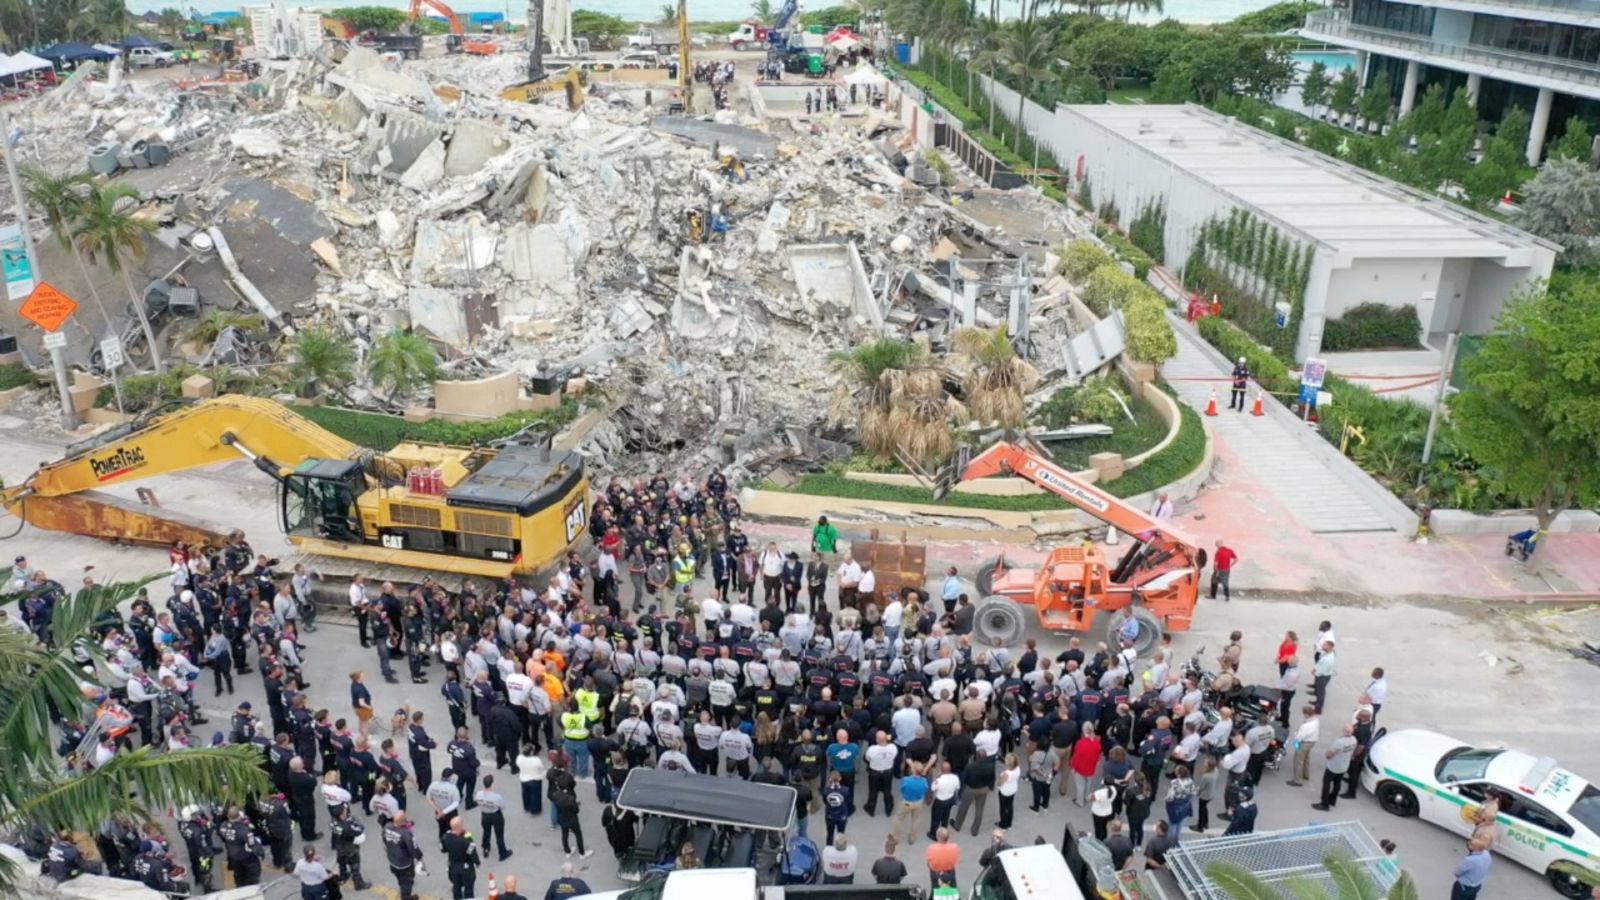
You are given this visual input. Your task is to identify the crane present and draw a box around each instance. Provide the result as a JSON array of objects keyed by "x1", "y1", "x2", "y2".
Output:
[
  {"x1": 940, "y1": 440, "x2": 1206, "y2": 652},
  {"x1": 409, "y1": 0, "x2": 499, "y2": 55},
  {"x1": 2, "y1": 395, "x2": 591, "y2": 583}
]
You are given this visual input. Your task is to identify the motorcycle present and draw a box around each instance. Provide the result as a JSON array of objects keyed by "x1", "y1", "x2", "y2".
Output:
[{"x1": 1181, "y1": 645, "x2": 1216, "y2": 692}]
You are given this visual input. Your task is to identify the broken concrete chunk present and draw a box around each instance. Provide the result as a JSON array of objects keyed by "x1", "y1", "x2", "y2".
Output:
[
  {"x1": 375, "y1": 210, "x2": 405, "y2": 248},
  {"x1": 230, "y1": 128, "x2": 284, "y2": 158},
  {"x1": 309, "y1": 237, "x2": 344, "y2": 276},
  {"x1": 399, "y1": 138, "x2": 447, "y2": 191}
]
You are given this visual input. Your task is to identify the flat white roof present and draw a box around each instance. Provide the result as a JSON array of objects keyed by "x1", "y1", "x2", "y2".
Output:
[{"x1": 1067, "y1": 104, "x2": 1560, "y2": 260}]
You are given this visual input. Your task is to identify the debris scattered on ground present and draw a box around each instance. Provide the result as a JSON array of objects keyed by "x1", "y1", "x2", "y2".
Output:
[{"x1": 1, "y1": 44, "x2": 1087, "y2": 480}]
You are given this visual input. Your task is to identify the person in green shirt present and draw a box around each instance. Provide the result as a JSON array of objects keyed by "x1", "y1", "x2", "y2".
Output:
[{"x1": 812, "y1": 516, "x2": 840, "y2": 555}]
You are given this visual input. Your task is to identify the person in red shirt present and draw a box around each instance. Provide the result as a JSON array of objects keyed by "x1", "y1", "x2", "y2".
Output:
[
  {"x1": 1211, "y1": 540, "x2": 1238, "y2": 602},
  {"x1": 1276, "y1": 631, "x2": 1298, "y2": 676}
]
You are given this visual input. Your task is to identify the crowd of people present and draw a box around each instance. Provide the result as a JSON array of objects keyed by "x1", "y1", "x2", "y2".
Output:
[{"x1": 10, "y1": 464, "x2": 1424, "y2": 900}]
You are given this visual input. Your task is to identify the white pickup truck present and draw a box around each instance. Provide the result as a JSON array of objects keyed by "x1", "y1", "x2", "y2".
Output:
[
  {"x1": 126, "y1": 46, "x2": 176, "y2": 68},
  {"x1": 578, "y1": 868, "x2": 925, "y2": 899}
]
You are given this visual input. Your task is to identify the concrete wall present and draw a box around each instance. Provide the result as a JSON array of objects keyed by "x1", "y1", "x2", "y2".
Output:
[
  {"x1": 1461, "y1": 257, "x2": 1538, "y2": 333},
  {"x1": 1324, "y1": 256, "x2": 1444, "y2": 320},
  {"x1": 433, "y1": 370, "x2": 521, "y2": 421}
]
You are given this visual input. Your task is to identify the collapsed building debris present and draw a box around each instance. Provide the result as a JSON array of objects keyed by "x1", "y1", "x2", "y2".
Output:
[{"x1": 0, "y1": 41, "x2": 1090, "y2": 479}]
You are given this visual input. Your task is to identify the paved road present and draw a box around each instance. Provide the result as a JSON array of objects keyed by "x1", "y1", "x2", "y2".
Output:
[{"x1": 0, "y1": 425, "x2": 1582, "y2": 900}]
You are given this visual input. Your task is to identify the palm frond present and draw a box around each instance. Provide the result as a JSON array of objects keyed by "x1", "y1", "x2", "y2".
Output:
[
  {"x1": 1285, "y1": 876, "x2": 1334, "y2": 900},
  {"x1": 1325, "y1": 851, "x2": 1382, "y2": 900},
  {"x1": 1206, "y1": 861, "x2": 1282, "y2": 900},
  {"x1": 12, "y1": 745, "x2": 269, "y2": 829},
  {"x1": 1384, "y1": 872, "x2": 1421, "y2": 900}
]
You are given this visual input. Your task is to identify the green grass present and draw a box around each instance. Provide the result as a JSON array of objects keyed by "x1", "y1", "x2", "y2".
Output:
[
  {"x1": 1041, "y1": 390, "x2": 1170, "y2": 471},
  {"x1": 290, "y1": 400, "x2": 579, "y2": 452},
  {"x1": 0, "y1": 364, "x2": 34, "y2": 392}
]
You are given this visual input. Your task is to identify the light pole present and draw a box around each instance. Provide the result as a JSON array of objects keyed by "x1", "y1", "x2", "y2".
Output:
[{"x1": 0, "y1": 108, "x2": 77, "y2": 429}]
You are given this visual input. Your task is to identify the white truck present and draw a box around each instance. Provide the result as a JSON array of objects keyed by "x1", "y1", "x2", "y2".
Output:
[
  {"x1": 126, "y1": 46, "x2": 176, "y2": 68},
  {"x1": 577, "y1": 868, "x2": 924, "y2": 900},
  {"x1": 625, "y1": 26, "x2": 680, "y2": 54}
]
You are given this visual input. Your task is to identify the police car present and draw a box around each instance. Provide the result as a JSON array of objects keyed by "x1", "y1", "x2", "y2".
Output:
[{"x1": 1361, "y1": 728, "x2": 1600, "y2": 897}]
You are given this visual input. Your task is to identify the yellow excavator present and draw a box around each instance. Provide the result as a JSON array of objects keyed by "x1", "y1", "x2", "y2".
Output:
[
  {"x1": 1, "y1": 396, "x2": 590, "y2": 581},
  {"x1": 499, "y1": 68, "x2": 586, "y2": 109}
]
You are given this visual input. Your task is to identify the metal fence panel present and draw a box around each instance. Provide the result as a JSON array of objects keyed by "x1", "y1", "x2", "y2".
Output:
[{"x1": 1167, "y1": 821, "x2": 1397, "y2": 900}]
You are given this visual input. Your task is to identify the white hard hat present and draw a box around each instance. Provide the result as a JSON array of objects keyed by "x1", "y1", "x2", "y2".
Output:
[{"x1": 181, "y1": 590, "x2": 195, "y2": 602}]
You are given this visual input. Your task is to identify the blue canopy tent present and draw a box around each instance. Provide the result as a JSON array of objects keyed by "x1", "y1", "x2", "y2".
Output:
[{"x1": 36, "y1": 42, "x2": 117, "y2": 65}]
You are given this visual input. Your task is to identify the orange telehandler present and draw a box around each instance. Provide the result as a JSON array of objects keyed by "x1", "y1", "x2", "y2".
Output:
[{"x1": 939, "y1": 441, "x2": 1207, "y2": 653}]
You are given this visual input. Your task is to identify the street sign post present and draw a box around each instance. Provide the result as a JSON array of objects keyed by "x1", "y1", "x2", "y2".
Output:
[
  {"x1": 99, "y1": 336, "x2": 125, "y2": 413},
  {"x1": 41, "y1": 331, "x2": 66, "y2": 350}
]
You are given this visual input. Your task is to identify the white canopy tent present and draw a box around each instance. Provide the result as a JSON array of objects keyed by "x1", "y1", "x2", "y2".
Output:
[
  {"x1": 841, "y1": 66, "x2": 887, "y2": 87},
  {"x1": 0, "y1": 52, "x2": 52, "y2": 78}
]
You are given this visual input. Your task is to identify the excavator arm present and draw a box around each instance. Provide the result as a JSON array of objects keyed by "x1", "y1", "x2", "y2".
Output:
[
  {"x1": 3, "y1": 396, "x2": 363, "y2": 548},
  {"x1": 409, "y1": 0, "x2": 464, "y2": 34}
]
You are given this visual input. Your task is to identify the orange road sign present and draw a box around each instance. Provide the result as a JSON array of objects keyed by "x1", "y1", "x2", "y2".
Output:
[{"x1": 19, "y1": 282, "x2": 78, "y2": 333}]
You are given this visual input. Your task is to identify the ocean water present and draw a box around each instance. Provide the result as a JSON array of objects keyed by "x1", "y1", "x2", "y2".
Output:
[{"x1": 170, "y1": 0, "x2": 1285, "y2": 26}]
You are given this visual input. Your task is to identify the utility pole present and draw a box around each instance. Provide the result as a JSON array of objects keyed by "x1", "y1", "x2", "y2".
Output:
[
  {"x1": 1418, "y1": 331, "x2": 1459, "y2": 480},
  {"x1": 0, "y1": 108, "x2": 77, "y2": 430},
  {"x1": 527, "y1": 0, "x2": 544, "y2": 83}
]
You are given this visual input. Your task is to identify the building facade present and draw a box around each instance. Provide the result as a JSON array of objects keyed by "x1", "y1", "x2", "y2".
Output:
[
  {"x1": 992, "y1": 100, "x2": 1559, "y2": 361},
  {"x1": 1301, "y1": 0, "x2": 1600, "y2": 163}
]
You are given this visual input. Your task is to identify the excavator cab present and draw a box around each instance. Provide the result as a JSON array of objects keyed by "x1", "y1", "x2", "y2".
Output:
[{"x1": 280, "y1": 459, "x2": 365, "y2": 544}]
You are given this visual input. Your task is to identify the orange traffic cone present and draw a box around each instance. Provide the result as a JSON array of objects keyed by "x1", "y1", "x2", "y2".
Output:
[
  {"x1": 487, "y1": 873, "x2": 498, "y2": 899},
  {"x1": 1205, "y1": 389, "x2": 1219, "y2": 416},
  {"x1": 1251, "y1": 390, "x2": 1265, "y2": 416}
]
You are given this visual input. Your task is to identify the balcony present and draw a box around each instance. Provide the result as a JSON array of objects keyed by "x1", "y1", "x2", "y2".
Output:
[{"x1": 1302, "y1": 9, "x2": 1600, "y2": 94}]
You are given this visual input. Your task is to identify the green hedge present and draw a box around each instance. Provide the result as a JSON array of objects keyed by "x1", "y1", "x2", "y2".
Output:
[
  {"x1": 291, "y1": 400, "x2": 579, "y2": 451},
  {"x1": 0, "y1": 364, "x2": 33, "y2": 391},
  {"x1": 1094, "y1": 226, "x2": 1154, "y2": 280},
  {"x1": 1321, "y1": 303, "x2": 1423, "y2": 351},
  {"x1": 1059, "y1": 239, "x2": 1117, "y2": 284},
  {"x1": 96, "y1": 366, "x2": 284, "y2": 412},
  {"x1": 1197, "y1": 315, "x2": 1293, "y2": 394}
]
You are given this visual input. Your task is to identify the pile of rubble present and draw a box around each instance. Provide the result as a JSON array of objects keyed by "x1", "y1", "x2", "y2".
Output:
[{"x1": 3, "y1": 43, "x2": 1086, "y2": 479}]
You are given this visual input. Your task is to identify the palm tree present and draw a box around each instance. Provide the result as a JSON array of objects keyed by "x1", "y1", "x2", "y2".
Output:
[
  {"x1": 73, "y1": 183, "x2": 163, "y2": 373},
  {"x1": 367, "y1": 329, "x2": 439, "y2": 402},
  {"x1": 963, "y1": 16, "x2": 999, "y2": 108},
  {"x1": 952, "y1": 326, "x2": 1040, "y2": 427},
  {"x1": 750, "y1": 0, "x2": 775, "y2": 22},
  {"x1": 1207, "y1": 851, "x2": 1420, "y2": 900},
  {"x1": 996, "y1": 13, "x2": 1060, "y2": 153},
  {"x1": 20, "y1": 166, "x2": 114, "y2": 334},
  {"x1": 887, "y1": 366, "x2": 966, "y2": 467},
  {"x1": 827, "y1": 338, "x2": 926, "y2": 460},
  {"x1": 658, "y1": 4, "x2": 676, "y2": 25},
  {"x1": 0, "y1": 571, "x2": 268, "y2": 893},
  {"x1": 289, "y1": 327, "x2": 358, "y2": 399}
]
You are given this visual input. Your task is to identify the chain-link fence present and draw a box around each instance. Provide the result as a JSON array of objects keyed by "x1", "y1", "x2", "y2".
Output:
[{"x1": 1167, "y1": 821, "x2": 1397, "y2": 900}]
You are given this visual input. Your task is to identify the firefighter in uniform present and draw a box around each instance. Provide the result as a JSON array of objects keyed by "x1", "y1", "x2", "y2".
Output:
[
  {"x1": 219, "y1": 807, "x2": 263, "y2": 886},
  {"x1": 382, "y1": 811, "x2": 425, "y2": 900},
  {"x1": 330, "y1": 806, "x2": 372, "y2": 890},
  {"x1": 441, "y1": 816, "x2": 480, "y2": 900},
  {"x1": 178, "y1": 806, "x2": 219, "y2": 893}
]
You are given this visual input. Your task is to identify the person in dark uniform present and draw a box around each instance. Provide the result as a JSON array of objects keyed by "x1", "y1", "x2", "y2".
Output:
[
  {"x1": 441, "y1": 816, "x2": 480, "y2": 900},
  {"x1": 448, "y1": 727, "x2": 480, "y2": 810},
  {"x1": 44, "y1": 831, "x2": 102, "y2": 882},
  {"x1": 380, "y1": 738, "x2": 412, "y2": 811},
  {"x1": 132, "y1": 847, "x2": 188, "y2": 895},
  {"x1": 382, "y1": 811, "x2": 425, "y2": 900},
  {"x1": 1229, "y1": 356, "x2": 1251, "y2": 412},
  {"x1": 330, "y1": 806, "x2": 372, "y2": 891},
  {"x1": 372, "y1": 611, "x2": 399, "y2": 683},
  {"x1": 260, "y1": 792, "x2": 295, "y2": 871},
  {"x1": 441, "y1": 672, "x2": 469, "y2": 732},
  {"x1": 409, "y1": 710, "x2": 438, "y2": 788},
  {"x1": 349, "y1": 736, "x2": 381, "y2": 814},
  {"x1": 178, "y1": 808, "x2": 218, "y2": 893},
  {"x1": 219, "y1": 806, "x2": 263, "y2": 886},
  {"x1": 288, "y1": 757, "x2": 322, "y2": 840}
]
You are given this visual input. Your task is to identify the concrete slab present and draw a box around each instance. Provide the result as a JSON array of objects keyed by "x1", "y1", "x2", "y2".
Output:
[
  {"x1": 220, "y1": 178, "x2": 335, "y2": 246},
  {"x1": 374, "y1": 108, "x2": 444, "y2": 176},
  {"x1": 1429, "y1": 508, "x2": 1600, "y2": 535},
  {"x1": 788, "y1": 241, "x2": 881, "y2": 329},
  {"x1": 408, "y1": 286, "x2": 468, "y2": 348},
  {"x1": 399, "y1": 137, "x2": 447, "y2": 191},
  {"x1": 652, "y1": 116, "x2": 778, "y2": 159},
  {"x1": 444, "y1": 118, "x2": 510, "y2": 178},
  {"x1": 410, "y1": 219, "x2": 498, "y2": 285}
]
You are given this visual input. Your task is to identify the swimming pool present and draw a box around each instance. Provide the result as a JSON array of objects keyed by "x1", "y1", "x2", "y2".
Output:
[{"x1": 1291, "y1": 50, "x2": 1358, "y2": 71}]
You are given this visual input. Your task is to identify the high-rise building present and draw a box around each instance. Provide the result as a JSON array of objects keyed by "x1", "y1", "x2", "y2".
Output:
[{"x1": 1301, "y1": 0, "x2": 1600, "y2": 163}]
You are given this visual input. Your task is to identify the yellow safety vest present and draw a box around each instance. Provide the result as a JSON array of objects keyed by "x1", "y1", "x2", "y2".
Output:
[
  {"x1": 561, "y1": 711, "x2": 589, "y2": 740},
  {"x1": 575, "y1": 688, "x2": 601, "y2": 722},
  {"x1": 672, "y1": 556, "x2": 695, "y2": 585}
]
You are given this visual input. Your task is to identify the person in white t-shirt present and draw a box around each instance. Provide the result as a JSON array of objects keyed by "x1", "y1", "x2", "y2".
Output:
[
  {"x1": 699, "y1": 595, "x2": 724, "y2": 635},
  {"x1": 821, "y1": 836, "x2": 858, "y2": 884},
  {"x1": 856, "y1": 565, "x2": 877, "y2": 607},
  {"x1": 881, "y1": 597, "x2": 904, "y2": 646}
]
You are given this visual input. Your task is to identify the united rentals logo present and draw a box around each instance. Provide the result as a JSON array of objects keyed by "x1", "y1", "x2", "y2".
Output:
[
  {"x1": 90, "y1": 446, "x2": 148, "y2": 482},
  {"x1": 1026, "y1": 461, "x2": 1110, "y2": 512}
]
